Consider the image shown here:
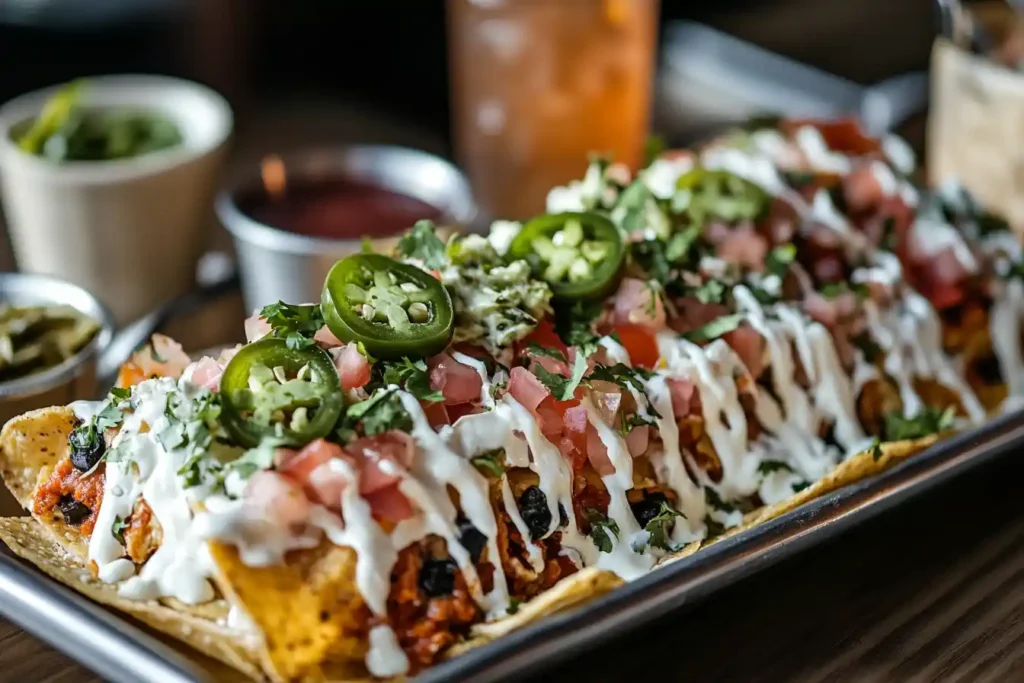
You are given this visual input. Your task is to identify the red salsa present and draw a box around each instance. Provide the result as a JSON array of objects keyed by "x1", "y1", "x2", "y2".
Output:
[{"x1": 239, "y1": 177, "x2": 444, "y2": 240}]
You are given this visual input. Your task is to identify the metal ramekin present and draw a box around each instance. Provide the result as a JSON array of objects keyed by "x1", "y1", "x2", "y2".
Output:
[
  {"x1": 215, "y1": 145, "x2": 478, "y2": 312},
  {"x1": 0, "y1": 272, "x2": 116, "y2": 426}
]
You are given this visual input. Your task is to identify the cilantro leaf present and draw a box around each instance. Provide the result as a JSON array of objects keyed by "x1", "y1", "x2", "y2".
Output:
[
  {"x1": 882, "y1": 406, "x2": 956, "y2": 442},
  {"x1": 757, "y1": 460, "x2": 793, "y2": 475},
  {"x1": 765, "y1": 243, "x2": 796, "y2": 277},
  {"x1": 553, "y1": 299, "x2": 603, "y2": 348},
  {"x1": 643, "y1": 135, "x2": 666, "y2": 167},
  {"x1": 869, "y1": 437, "x2": 883, "y2": 462},
  {"x1": 259, "y1": 302, "x2": 325, "y2": 350},
  {"x1": 531, "y1": 342, "x2": 596, "y2": 401},
  {"x1": 381, "y1": 357, "x2": 444, "y2": 402},
  {"x1": 112, "y1": 515, "x2": 128, "y2": 545},
  {"x1": 686, "y1": 278, "x2": 726, "y2": 304},
  {"x1": 471, "y1": 450, "x2": 505, "y2": 478},
  {"x1": 684, "y1": 313, "x2": 744, "y2": 343},
  {"x1": 645, "y1": 501, "x2": 685, "y2": 551},
  {"x1": 791, "y1": 481, "x2": 811, "y2": 493},
  {"x1": 704, "y1": 487, "x2": 736, "y2": 513},
  {"x1": 619, "y1": 411, "x2": 656, "y2": 436},
  {"x1": 585, "y1": 508, "x2": 620, "y2": 553},
  {"x1": 507, "y1": 598, "x2": 521, "y2": 615},
  {"x1": 396, "y1": 219, "x2": 447, "y2": 270},
  {"x1": 527, "y1": 342, "x2": 567, "y2": 362},
  {"x1": 109, "y1": 387, "x2": 132, "y2": 402},
  {"x1": 338, "y1": 389, "x2": 413, "y2": 441}
]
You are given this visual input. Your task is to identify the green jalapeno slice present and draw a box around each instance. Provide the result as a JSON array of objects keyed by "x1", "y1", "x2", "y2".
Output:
[
  {"x1": 673, "y1": 167, "x2": 769, "y2": 224},
  {"x1": 320, "y1": 253, "x2": 454, "y2": 360},
  {"x1": 508, "y1": 211, "x2": 625, "y2": 300},
  {"x1": 219, "y1": 338, "x2": 344, "y2": 448}
]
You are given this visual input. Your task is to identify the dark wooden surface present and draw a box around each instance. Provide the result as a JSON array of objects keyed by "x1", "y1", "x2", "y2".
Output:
[{"x1": 2, "y1": 449, "x2": 1023, "y2": 683}]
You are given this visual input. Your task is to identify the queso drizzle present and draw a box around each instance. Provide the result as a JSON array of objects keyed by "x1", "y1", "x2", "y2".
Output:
[{"x1": 44, "y1": 124, "x2": 1024, "y2": 678}]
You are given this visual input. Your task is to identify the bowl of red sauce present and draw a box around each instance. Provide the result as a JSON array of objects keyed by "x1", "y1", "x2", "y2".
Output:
[{"x1": 216, "y1": 146, "x2": 477, "y2": 311}]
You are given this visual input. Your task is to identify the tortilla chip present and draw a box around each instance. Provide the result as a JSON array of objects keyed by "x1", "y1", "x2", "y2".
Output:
[
  {"x1": 451, "y1": 567, "x2": 623, "y2": 654},
  {"x1": 206, "y1": 540, "x2": 369, "y2": 683},
  {"x1": 0, "y1": 517, "x2": 262, "y2": 679},
  {"x1": 712, "y1": 433, "x2": 944, "y2": 543}
]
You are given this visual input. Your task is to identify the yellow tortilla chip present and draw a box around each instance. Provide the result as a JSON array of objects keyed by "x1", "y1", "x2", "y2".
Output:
[
  {"x1": 206, "y1": 541, "x2": 369, "y2": 683},
  {"x1": 0, "y1": 517, "x2": 261, "y2": 679},
  {"x1": 713, "y1": 432, "x2": 944, "y2": 543}
]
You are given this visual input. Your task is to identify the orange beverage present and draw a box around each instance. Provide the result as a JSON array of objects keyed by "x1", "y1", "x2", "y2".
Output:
[{"x1": 447, "y1": 0, "x2": 659, "y2": 220}]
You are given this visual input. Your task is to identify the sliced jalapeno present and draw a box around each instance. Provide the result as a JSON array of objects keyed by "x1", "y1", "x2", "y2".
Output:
[
  {"x1": 508, "y1": 212, "x2": 624, "y2": 300},
  {"x1": 321, "y1": 253, "x2": 454, "y2": 360},
  {"x1": 219, "y1": 338, "x2": 344, "y2": 448},
  {"x1": 674, "y1": 167, "x2": 768, "y2": 223}
]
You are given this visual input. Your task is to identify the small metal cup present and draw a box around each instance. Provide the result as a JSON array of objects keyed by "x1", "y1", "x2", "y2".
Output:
[
  {"x1": 216, "y1": 145, "x2": 478, "y2": 312},
  {"x1": 0, "y1": 273, "x2": 116, "y2": 515}
]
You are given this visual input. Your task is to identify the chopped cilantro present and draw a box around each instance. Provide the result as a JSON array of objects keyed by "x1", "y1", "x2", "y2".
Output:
[
  {"x1": 259, "y1": 302, "x2": 325, "y2": 350},
  {"x1": 526, "y1": 342, "x2": 567, "y2": 362},
  {"x1": 683, "y1": 313, "x2": 744, "y2": 343},
  {"x1": 531, "y1": 342, "x2": 596, "y2": 401},
  {"x1": 645, "y1": 501, "x2": 684, "y2": 551},
  {"x1": 585, "y1": 508, "x2": 620, "y2": 553},
  {"x1": 223, "y1": 439, "x2": 280, "y2": 481},
  {"x1": 337, "y1": 388, "x2": 413, "y2": 441},
  {"x1": 820, "y1": 281, "x2": 869, "y2": 300},
  {"x1": 380, "y1": 357, "x2": 444, "y2": 402},
  {"x1": 757, "y1": 460, "x2": 793, "y2": 475},
  {"x1": 111, "y1": 515, "x2": 128, "y2": 545},
  {"x1": 791, "y1": 481, "x2": 811, "y2": 493},
  {"x1": 396, "y1": 219, "x2": 447, "y2": 270},
  {"x1": 765, "y1": 244, "x2": 796, "y2": 277},
  {"x1": 704, "y1": 487, "x2": 736, "y2": 513},
  {"x1": 109, "y1": 386, "x2": 132, "y2": 402},
  {"x1": 882, "y1": 406, "x2": 956, "y2": 442},
  {"x1": 665, "y1": 224, "x2": 702, "y2": 264},
  {"x1": 471, "y1": 450, "x2": 505, "y2": 478},
  {"x1": 553, "y1": 299, "x2": 603, "y2": 348},
  {"x1": 686, "y1": 278, "x2": 726, "y2": 304},
  {"x1": 618, "y1": 410, "x2": 656, "y2": 436},
  {"x1": 869, "y1": 437, "x2": 883, "y2": 462},
  {"x1": 507, "y1": 598, "x2": 521, "y2": 615}
]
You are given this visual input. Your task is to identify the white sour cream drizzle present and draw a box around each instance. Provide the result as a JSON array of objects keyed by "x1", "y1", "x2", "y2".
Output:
[{"x1": 88, "y1": 378, "x2": 218, "y2": 605}]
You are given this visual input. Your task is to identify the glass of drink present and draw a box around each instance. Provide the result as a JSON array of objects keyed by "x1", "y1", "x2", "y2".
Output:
[{"x1": 448, "y1": 0, "x2": 659, "y2": 220}]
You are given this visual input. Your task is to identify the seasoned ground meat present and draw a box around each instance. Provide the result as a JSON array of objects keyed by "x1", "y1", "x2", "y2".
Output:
[
  {"x1": 123, "y1": 499, "x2": 162, "y2": 565},
  {"x1": 387, "y1": 546, "x2": 481, "y2": 672},
  {"x1": 33, "y1": 458, "x2": 105, "y2": 535}
]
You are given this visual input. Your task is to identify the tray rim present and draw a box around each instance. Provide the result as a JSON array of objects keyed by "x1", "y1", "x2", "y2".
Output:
[{"x1": 2, "y1": 409, "x2": 1024, "y2": 683}]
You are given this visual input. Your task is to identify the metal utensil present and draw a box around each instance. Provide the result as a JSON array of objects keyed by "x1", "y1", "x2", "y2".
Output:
[{"x1": 216, "y1": 145, "x2": 478, "y2": 312}]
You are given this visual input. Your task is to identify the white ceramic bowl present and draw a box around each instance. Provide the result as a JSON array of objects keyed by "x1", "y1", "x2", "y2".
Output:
[{"x1": 0, "y1": 75, "x2": 233, "y2": 323}]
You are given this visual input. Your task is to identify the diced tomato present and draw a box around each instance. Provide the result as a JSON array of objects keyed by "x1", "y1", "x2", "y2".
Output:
[
  {"x1": 245, "y1": 471, "x2": 311, "y2": 526},
  {"x1": 244, "y1": 311, "x2": 271, "y2": 343},
  {"x1": 187, "y1": 357, "x2": 223, "y2": 391},
  {"x1": 278, "y1": 439, "x2": 344, "y2": 483},
  {"x1": 346, "y1": 432, "x2": 414, "y2": 493},
  {"x1": 716, "y1": 223, "x2": 770, "y2": 272},
  {"x1": 722, "y1": 325, "x2": 766, "y2": 378},
  {"x1": 446, "y1": 402, "x2": 481, "y2": 423},
  {"x1": 517, "y1": 319, "x2": 568, "y2": 357},
  {"x1": 428, "y1": 353, "x2": 483, "y2": 405},
  {"x1": 667, "y1": 378, "x2": 698, "y2": 418},
  {"x1": 611, "y1": 278, "x2": 666, "y2": 331},
  {"x1": 611, "y1": 325, "x2": 659, "y2": 369},
  {"x1": 422, "y1": 401, "x2": 451, "y2": 429},
  {"x1": 784, "y1": 118, "x2": 880, "y2": 157},
  {"x1": 332, "y1": 343, "x2": 371, "y2": 391},
  {"x1": 117, "y1": 333, "x2": 191, "y2": 386},
  {"x1": 625, "y1": 425, "x2": 650, "y2": 458},
  {"x1": 668, "y1": 299, "x2": 730, "y2": 337},
  {"x1": 314, "y1": 325, "x2": 344, "y2": 348},
  {"x1": 507, "y1": 366, "x2": 551, "y2": 413}
]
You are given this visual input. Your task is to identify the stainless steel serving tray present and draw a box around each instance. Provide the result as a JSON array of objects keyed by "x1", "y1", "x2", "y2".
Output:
[{"x1": 2, "y1": 409, "x2": 1023, "y2": 683}]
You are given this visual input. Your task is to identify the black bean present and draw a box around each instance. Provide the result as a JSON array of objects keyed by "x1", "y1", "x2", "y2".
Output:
[
  {"x1": 68, "y1": 423, "x2": 105, "y2": 472},
  {"x1": 418, "y1": 558, "x2": 457, "y2": 598},
  {"x1": 58, "y1": 496, "x2": 92, "y2": 526},
  {"x1": 972, "y1": 354, "x2": 1004, "y2": 386},
  {"x1": 457, "y1": 517, "x2": 487, "y2": 564},
  {"x1": 630, "y1": 491, "x2": 670, "y2": 529},
  {"x1": 518, "y1": 485, "x2": 552, "y2": 540}
]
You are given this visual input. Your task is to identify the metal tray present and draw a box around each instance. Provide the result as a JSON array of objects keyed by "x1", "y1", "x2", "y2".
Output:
[{"x1": 3, "y1": 409, "x2": 1023, "y2": 683}]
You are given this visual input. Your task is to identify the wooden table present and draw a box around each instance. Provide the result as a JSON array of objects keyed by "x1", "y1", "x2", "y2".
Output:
[{"x1": 2, "y1": 448, "x2": 1023, "y2": 683}]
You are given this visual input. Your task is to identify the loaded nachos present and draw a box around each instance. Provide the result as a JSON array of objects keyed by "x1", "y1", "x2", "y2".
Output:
[{"x1": 2, "y1": 118, "x2": 1023, "y2": 681}]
